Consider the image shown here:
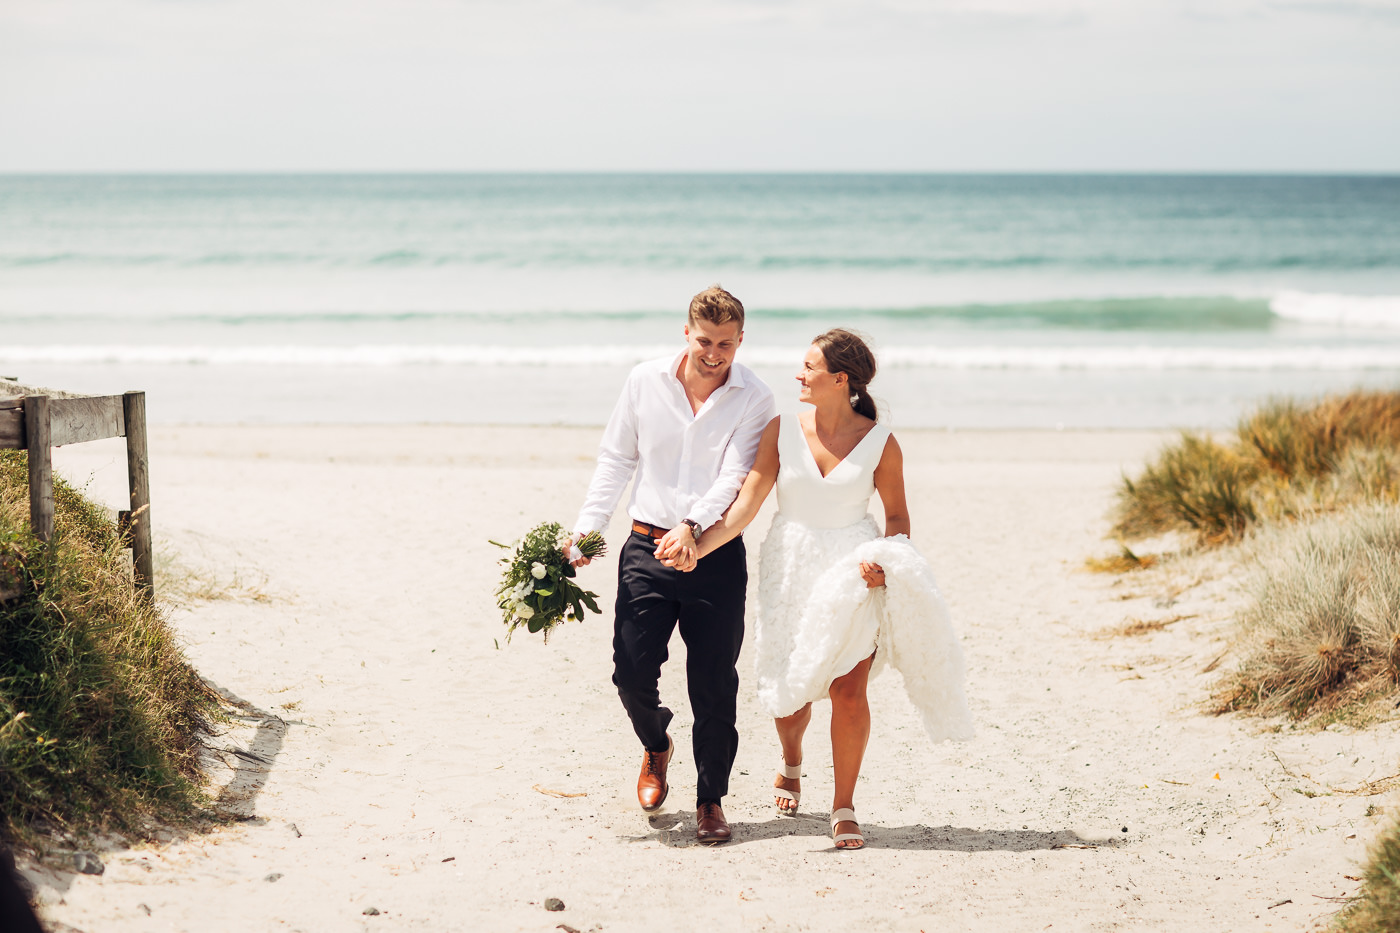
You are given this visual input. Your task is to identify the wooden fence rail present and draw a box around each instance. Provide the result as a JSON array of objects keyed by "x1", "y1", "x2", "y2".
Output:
[{"x1": 0, "y1": 391, "x2": 153, "y2": 599}]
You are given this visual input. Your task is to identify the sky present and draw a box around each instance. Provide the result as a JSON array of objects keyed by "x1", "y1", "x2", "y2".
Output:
[{"x1": 1, "y1": 0, "x2": 1398, "y2": 173}]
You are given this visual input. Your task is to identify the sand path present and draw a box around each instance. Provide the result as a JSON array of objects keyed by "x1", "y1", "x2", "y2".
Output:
[{"x1": 25, "y1": 426, "x2": 1396, "y2": 932}]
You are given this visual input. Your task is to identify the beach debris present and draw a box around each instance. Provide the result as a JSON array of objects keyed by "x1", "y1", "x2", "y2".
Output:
[
  {"x1": 1213, "y1": 773, "x2": 1221, "y2": 780},
  {"x1": 1267, "y1": 899, "x2": 1292, "y2": 909},
  {"x1": 363, "y1": 906, "x2": 381, "y2": 916},
  {"x1": 556, "y1": 925, "x2": 581, "y2": 933},
  {"x1": 442, "y1": 856, "x2": 456, "y2": 862},
  {"x1": 533, "y1": 784, "x2": 587, "y2": 798},
  {"x1": 72, "y1": 852, "x2": 104, "y2": 875},
  {"x1": 545, "y1": 897, "x2": 566, "y2": 911},
  {"x1": 138, "y1": 904, "x2": 152, "y2": 916},
  {"x1": 264, "y1": 873, "x2": 283, "y2": 883},
  {"x1": 289, "y1": 823, "x2": 302, "y2": 838}
]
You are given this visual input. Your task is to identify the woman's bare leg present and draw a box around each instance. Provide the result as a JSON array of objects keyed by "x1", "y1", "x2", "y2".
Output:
[
  {"x1": 773, "y1": 703, "x2": 812, "y2": 811},
  {"x1": 828, "y1": 653, "x2": 875, "y2": 847}
]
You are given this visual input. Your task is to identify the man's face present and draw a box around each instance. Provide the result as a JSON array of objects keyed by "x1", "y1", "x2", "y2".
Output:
[{"x1": 683, "y1": 318, "x2": 743, "y2": 384}]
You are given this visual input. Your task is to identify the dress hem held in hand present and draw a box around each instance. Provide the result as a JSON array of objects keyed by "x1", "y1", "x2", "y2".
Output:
[{"x1": 756, "y1": 523, "x2": 974, "y2": 745}]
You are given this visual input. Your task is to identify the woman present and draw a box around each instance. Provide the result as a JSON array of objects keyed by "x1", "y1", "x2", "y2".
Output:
[{"x1": 664, "y1": 329, "x2": 972, "y2": 849}]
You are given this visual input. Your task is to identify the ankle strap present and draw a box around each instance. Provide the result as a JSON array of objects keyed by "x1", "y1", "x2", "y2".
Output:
[
  {"x1": 779, "y1": 761, "x2": 802, "y2": 779},
  {"x1": 830, "y1": 807, "x2": 857, "y2": 825}
]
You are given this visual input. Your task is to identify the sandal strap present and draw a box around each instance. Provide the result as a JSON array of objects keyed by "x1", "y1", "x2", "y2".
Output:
[
  {"x1": 778, "y1": 761, "x2": 802, "y2": 779},
  {"x1": 773, "y1": 788, "x2": 799, "y2": 803},
  {"x1": 830, "y1": 808, "x2": 857, "y2": 825},
  {"x1": 833, "y1": 833, "x2": 864, "y2": 843}
]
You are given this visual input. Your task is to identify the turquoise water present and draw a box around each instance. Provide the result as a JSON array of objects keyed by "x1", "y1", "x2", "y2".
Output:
[{"x1": 2, "y1": 174, "x2": 1399, "y2": 426}]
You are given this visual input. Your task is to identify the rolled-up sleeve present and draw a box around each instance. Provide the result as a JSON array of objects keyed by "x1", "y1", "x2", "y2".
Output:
[
  {"x1": 574, "y1": 373, "x2": 640, "y2": 534},
  {"x1": 684, "y1": 385, "x2": 777, "y2": 531}
]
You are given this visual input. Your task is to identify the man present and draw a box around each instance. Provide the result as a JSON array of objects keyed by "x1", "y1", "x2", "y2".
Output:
[{"x1": 571, "y1": 285, "x2": 775, "y2": 844}]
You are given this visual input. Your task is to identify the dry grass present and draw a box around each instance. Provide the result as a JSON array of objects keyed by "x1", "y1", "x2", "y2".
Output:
[
  {"x1": 156, "y1": 545, "x2": 270, "y2": 607},
  {"x1": 0, "y1": 451, "x2": 221, "y2": 847},
  {"x1": 1115, "y1": 391, "x2": 1400, "y2": 546},
  {"x1": 1084, "y1": 544, "x2": 1160, "y2": 573},
  {"x1": 1096, "y1": 614, "x2": 1197, "y2": 639},
  {"x1": 1212, "y1": 505, "x2": 1400, "y2": 720}
]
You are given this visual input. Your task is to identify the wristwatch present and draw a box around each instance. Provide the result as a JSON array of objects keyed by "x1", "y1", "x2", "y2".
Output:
[{"x1": 681, "y1": 518, "x2": 702, "y2": 540}]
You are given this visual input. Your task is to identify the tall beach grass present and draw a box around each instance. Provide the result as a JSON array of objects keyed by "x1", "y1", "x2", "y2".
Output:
[
  {"x1": 0, "y1": 451, "x2": 220, "y2": 846},
  {"x1": 1114, "y1": 391, "x2": 1400, "y2": 545},
  {"x1": 1216, "y1": 505, "x2": 1400, "y2": 719}
]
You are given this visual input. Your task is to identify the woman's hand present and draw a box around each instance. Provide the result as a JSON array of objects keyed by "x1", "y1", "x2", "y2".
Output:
[{"x1": 859, "y1": 561, "x2": 885, "y2": 588}]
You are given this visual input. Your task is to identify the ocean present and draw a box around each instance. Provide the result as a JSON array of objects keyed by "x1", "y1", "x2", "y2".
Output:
[{"x1": 2, "y1": 173, "x2": 1399, "y2": 428}]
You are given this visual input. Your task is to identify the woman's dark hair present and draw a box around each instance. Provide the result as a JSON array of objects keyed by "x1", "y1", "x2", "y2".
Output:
[{"x1": 812, "y1": 328, "x2": 878, "y2": 420}]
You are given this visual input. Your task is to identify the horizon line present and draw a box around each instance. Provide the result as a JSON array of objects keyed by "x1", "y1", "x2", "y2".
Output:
[{"x1": 2, "y1": 168, "x2": 1399, "y2": 178}]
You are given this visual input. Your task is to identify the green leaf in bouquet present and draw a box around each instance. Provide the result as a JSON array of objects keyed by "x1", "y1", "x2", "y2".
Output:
[
  {"x1": 527, "y1": 617, "x2": 546, "y2": 633},
  {"x1": 533, "y1": 585, "x2": 554, "y2": 596},
  {"x1": 580, "y1": 590, "x2": 601, "y2": 614}
]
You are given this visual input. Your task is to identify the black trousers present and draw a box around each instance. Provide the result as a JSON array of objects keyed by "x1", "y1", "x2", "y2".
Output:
[{"x1": 612, "y1": 530, "x2": 747, "y2": 803}]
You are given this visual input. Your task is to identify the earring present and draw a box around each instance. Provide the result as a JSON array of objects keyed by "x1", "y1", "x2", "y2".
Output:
[{"x1": 849, "y1": 393, "x2": 859, "y2": 408}]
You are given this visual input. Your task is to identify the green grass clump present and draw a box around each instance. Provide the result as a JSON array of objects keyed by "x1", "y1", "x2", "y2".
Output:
[
  {"x1": 1114, "y1": 390, "x2": 1400, "y2": 545},
  {"x1": 0, "y1": 451, "x2": 220, "y2": 845},
  {"x1": 1333, "y1": 818, "x2": 1400, "y2": 933},
  {"x1": 1215, "y1": 505, "x2": 1400, "y2": 719}
]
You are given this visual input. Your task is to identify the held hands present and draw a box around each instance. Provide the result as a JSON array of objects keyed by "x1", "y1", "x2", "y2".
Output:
[
  {"x1": 859, "y1": 561, "x2": 885, "y2": 588},
  {"x1": 654, "y1": 524, "x2": 699, "y2": 572}
]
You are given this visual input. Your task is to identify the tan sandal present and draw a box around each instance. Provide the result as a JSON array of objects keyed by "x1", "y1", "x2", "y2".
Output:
[
  {"x1": 831, "y1": 808, "x2": 864, "y2": 849},
  {"x1": 774, "y1": 760, "x2": 801, "y2": 813}
]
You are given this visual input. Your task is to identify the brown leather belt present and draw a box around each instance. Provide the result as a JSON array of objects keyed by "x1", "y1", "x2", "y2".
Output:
[{"x1": 631, "y1": 520, "x2": 668, "y2": 541}]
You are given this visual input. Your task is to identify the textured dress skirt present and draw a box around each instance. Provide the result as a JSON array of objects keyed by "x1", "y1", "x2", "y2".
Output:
[{"x1": 753, "y1": 417, "x2": 973, "y2": 744}]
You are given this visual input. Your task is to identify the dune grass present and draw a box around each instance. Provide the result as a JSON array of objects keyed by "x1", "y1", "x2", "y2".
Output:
[
  {"x1": 0, "y1": 450, "x2": 220, "y2": 847},
  {"x1": 1213, "y1": 505, "x2": 1400, "y2": 719},
  {"x1": 1114, "y1": 391, "x2": 1400, "y2": 545},
  {"x1": 1334, "y1": 818, "x2": 1400, "y2": 933}
]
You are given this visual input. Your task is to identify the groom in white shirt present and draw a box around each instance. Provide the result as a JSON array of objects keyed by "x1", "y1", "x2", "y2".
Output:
[{"x1": 572, "y1": 286, "x2": 775, "y2": 844}]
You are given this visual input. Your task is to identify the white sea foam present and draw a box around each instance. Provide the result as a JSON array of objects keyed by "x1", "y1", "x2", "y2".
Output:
[
  {"x1": 7, "y1": 343, "x2": 1400, "y2": 371},
  {"x1": 1269, "y1": 291, "x2": 1400, "y2": 329}
]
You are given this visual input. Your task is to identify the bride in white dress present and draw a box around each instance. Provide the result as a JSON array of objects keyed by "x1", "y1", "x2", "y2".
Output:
[{"x1": 669, "y1": 329, "x2": 972, "y2": 849}]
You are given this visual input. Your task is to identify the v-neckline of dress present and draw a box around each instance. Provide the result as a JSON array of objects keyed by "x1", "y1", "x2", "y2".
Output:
[{"x1": 799, "y1": 417, "x2": 881, "y2": 480}]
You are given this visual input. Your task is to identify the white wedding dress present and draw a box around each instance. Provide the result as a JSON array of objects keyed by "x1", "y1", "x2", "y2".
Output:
[{"x1": 754, "y1": 416, "x2": 974, "y2": 744}]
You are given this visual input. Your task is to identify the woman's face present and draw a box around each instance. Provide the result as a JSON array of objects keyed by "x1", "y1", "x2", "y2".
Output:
[{"x1": 796, "y1": 344, "x2": 845, "y2": 405}]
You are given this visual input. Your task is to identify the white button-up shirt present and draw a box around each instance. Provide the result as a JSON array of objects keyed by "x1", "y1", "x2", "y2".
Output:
[{"x1": 574, "y1": 352, "x2": 777, "y2": 535}]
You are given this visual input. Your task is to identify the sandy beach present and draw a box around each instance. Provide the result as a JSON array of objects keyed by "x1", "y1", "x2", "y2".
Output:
[{"x1": 18, "y1": 424, "x2": 1397, "y2": 932}]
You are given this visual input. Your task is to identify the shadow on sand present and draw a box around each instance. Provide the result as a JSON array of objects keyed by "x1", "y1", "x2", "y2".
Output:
[
  {"x1": 205, "y1": 681, "x2": 290, "y2": 823},
  {"x1": 628, "y1": 809, "x2": 1120, "y2": 852}
]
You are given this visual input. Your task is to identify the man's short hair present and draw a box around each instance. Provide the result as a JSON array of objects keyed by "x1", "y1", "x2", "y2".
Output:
[{"x1": 688, "y1": 285, "x2": 745, "y2": 331}]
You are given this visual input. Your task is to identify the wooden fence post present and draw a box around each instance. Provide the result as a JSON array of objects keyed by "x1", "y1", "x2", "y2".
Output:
[
  {"x1": 24, "y1": 395, "x2": 53, "y2": 542},
  {"x1": 122, "y1": 391, "x2": 153, "y2": 599}
]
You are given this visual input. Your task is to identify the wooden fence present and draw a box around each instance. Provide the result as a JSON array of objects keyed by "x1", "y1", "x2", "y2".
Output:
[{"x1": 0, "y1": 392, "x2": 153, "y2": 598}]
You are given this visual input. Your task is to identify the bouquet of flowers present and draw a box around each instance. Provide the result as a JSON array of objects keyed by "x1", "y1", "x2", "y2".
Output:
[{"x1": 491, "y1": 522, "x2": 607, "y2": 643}]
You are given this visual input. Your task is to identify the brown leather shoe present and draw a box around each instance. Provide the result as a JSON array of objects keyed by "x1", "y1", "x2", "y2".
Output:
[
  {"x1": 696, "y1": 802, "x2": 731, "y2": 844},
  {"x1": 637, "y1": 735, "x2": 672, "y2": 811}
]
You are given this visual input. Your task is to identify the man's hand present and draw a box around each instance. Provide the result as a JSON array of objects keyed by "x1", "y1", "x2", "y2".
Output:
[
  {"x1": 567, "y1": 532, "x2": 592, "y2": 568},
  {"x1": 654, "y1": 524, "x2": 698, "y2": 572},
  {"x1": 859, "y1": 561, "x2": 885, "y2": 588}
]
